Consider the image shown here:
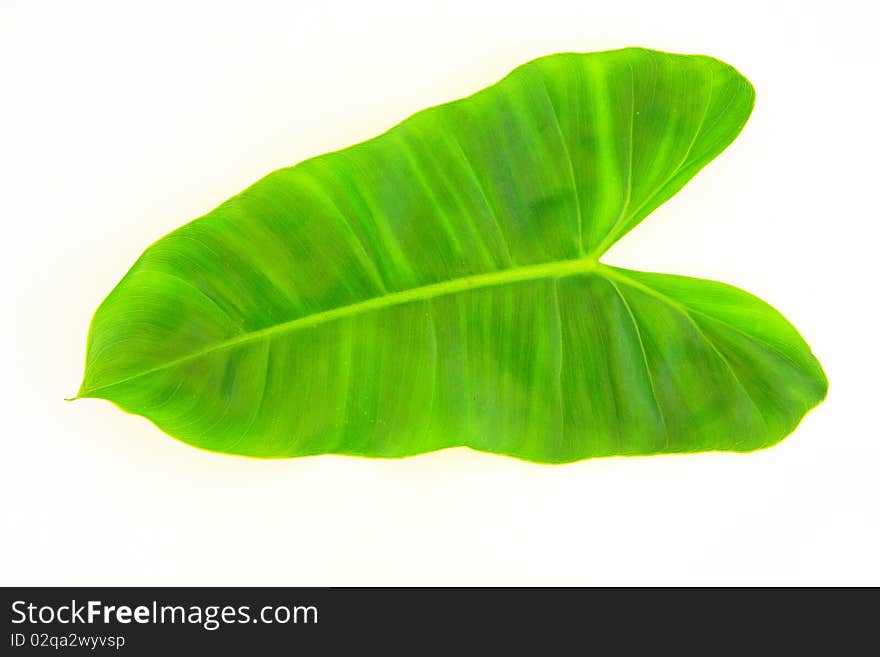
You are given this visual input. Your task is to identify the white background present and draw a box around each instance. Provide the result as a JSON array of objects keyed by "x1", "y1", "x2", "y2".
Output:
[{"x1": 2, "y1": 0, "x2": 878, "y2": 585}]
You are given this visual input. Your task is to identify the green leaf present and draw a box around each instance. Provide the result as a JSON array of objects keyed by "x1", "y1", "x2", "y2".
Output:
[{"x1": 76, "y1": 47, "x2": 827, "y2": 462}]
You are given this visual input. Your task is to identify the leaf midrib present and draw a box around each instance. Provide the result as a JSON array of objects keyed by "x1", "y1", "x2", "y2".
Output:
[{"x1": 79, "y1": 256, "x2": 603, "y2": 397}]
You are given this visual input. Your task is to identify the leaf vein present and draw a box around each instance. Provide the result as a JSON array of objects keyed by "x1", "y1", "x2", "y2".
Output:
[{"x1": 605, "y1": 277, "x2": 670, "y2": 449}]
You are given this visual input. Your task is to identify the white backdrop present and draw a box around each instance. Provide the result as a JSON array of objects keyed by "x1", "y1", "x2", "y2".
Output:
[{"x1": 2, "y1": 0, "x2": 877, "y2": 585}]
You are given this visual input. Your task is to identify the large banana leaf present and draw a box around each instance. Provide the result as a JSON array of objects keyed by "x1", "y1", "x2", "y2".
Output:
[{"x1": 76, "y1": 47, "x2": 827, "y2": 462}]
